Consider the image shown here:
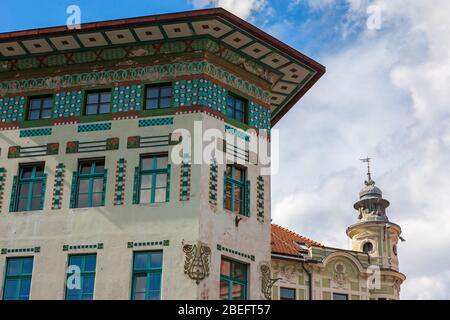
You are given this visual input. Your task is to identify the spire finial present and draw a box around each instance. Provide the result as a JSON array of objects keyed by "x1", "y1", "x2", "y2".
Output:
[{"x1": 360, "y1": 157, "x2": 375, "y2": 186}]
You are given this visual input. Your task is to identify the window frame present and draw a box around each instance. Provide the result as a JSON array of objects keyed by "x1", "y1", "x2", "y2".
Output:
[
  {"x1": 144, "y1": 83, "x2": 173, "y2": 110},
  {"x1": 138, "y1": 153, "x2": 170, "y2": 204},
  {"x1": 332, "y1": 293, "x2": 349, "y2": 300},
  {"x1": 84, "y1": 89, "x2": 112, "y2": 116},
  {"x1": 131, "y1": 251, "x2": 163, "y2": 300},
  {"x1": 280, "y1": 287, "x2": 296, "y2": 300},
  {"x1": 14, "y1": 163, "x2": 46, "y2": 212},
  {"x1": 219, "y1": 257, "x2": 248, "y2": 300},
  {"x1": 2, "y1": 257, "x2": 34, "y2": 300},
  {"x1": 65, "y1": 254, "x2": 97, "y2": 300},
  {"x1": 74, "y1": 159, "x2": 106, "y2": 208},
  {"x1": 226, "y1": 93, "x2": 247, "y2": 123},
  {"x1": 26, "y1": 95, "x2": 53, "y2": 121},
  {"x1": 224, "y1": 164, "x2": 246, "y2": 215}
]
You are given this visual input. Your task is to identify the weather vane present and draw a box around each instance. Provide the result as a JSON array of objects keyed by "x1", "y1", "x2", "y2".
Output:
[{"x1": 360, "y1": 157, "x2": 374, "y2": 185}]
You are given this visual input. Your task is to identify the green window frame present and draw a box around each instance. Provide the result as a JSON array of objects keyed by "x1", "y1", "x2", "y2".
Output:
[
  {"x1": 65, "y1": 254, "x2": 97, "y2": 300},
  {"x1": 144, "y1": 84, "x2": 172, "y2": 110},
  {"x1": 227, "y1": 93, "x2": 247, "y2": 123},
  {"x1": 137, "y1": 154, "x2": 170, "y2": 204},
  {"x1": 85, "y1": 90, "x2": 112, "y2": 115},
  {"x1": 224, "y1": 165, "x2": 247, "y2": 215},
  {"x1": 73, "y1": 159, "x2": 107, "y2": 208},
  {"x1": 220, "y1": 258, "x2": 247, "y2": 300},
  {"x1": 131, "y1": 251, "x2": 163, "y2": 300},
  {"x1": 13, "y1": 163, "x2": 46, "y2": 212},
  {"x1": 280, "y1": 287, "x2": 296, "y2": 300},
  {"x1": 2, "y1": 257, "x2": 34, "y2": 300},
  {"x1": 27, "y1": 95, "x2": 53, "y2": 121}
]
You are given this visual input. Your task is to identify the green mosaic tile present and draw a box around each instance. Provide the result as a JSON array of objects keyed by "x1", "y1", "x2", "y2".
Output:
[
  {"x1": 127, "y1": 240, "x2": 170, "y2": 248},
  {"x1": 216, "y1": 244, "x2": 255, "y2": 261},
  {"x1": 249, "y1": 101, "x2": 271, "y2": 131},
  {"x1": 78, "y1": 122, "x2": 112, "y2": 132},
  {"x1": 0, "y1": 96, "x2": 25, "y2": 123},
  {"x1": 138, "y1": 117, "x2": 173, "y2": 127},
  {"x1": 19, "y1": 128, "x2": 52, "y2": 138},
  {"x1": 112, "y1": 84, "x2": 142, "y2": 112},
  {"x1": 224, "y1": 125, "x2": 250, "y2": 142},
  {"x1": 173, "y1": 79, "x2": 227, "y2": 113},
  {"x1": 53, "y1": 90, "x2": 82, "y2": 118}
]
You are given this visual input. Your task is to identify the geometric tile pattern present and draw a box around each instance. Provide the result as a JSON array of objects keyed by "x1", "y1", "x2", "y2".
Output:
[
  {"x1": 19, "y1": 128, "x2": 52, "y2": 138},
  {"x1": 127, "y1": 240, "x2": 170, "y2": 249},
  {"x1": 0, "y1": 168, "x2": 5, "y2": 213},
  {"x1": 225, "y1": 124, "x2": 250, "y2": 142},
  {"x1": 112, "y1": 84, "x2": 142, "y2": 112},
  {"x1": 62, "y1": 243, "x2": 104, "y2": 251},
  {"x1": 0, "y1": 96, "x2": 25, "y2": 123},
  {"x1": 53, "y1": 90, "x2": 83, "y2": 118},
  {"x1": 249, "y1": 101, "x2": 271, "y2": 131},
  {"x1": 51, "y1": 163, "x2": 65, "y2": 210},
  {"x1": 1, "y1": 247, "x2": 41, "y2": 255},
  {"x1": 173, "y1": 79, "x2": 227, "y2": 113},
  {"x1": 217, "y1": 244, "x2": 255, "y2": 262},
  {"x1": 208, "y1": 158, "x2": 218, "y2": 207},
  {"x1": 245, "y1": 179, "x2": 251, "y2": 217},
  {"x1": 138, "y1": 117, "x2": 173, "y2": 127},
  {"x1": 257, "y1": 175, "x2": 264, "y2": 222},
  {"x1": 114, "y1": 158, "x2": 127, "y2": 206},
  {"x1": 77, "y1": 122, "x2": 112, "y2": 132},
  {"x1": 179, "y1": 154, "x2": 191, "y2": 201}
]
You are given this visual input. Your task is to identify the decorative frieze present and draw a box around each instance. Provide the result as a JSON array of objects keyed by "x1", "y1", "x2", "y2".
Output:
[
  {"x1": 8, "y1": 143, "x2": 59, "y2": 158},
  {"x1": 217, "y1": 244, "x2": 255, "y2": 261},
  {"x1": 53, "y1": 90, "x2": 83, "y2": 118},
  {"x1": 63, "y1": 243, "x2": 104, "y2": 251},
  {"x1": 249, "y1": 101, "x2": 271, "y2": 131},
  {"x1": 173, "y1": 79, "x2": 227, "y2": 113},
  {"x1": 66, "y1": 138, "x2": 118, "y2": 153},
  {"x1": 78, "y1": 122, "x2": 112, "y2": 133},
  {"x1": 179, "y1": 154, "x2": 191, "y2": 201},
  {"x1": 112, "y1": 84, "x2": 142, "y2": 113},
  {"x1": 0, "y1": 168, "x2": 6, "y2": 213},
  {"x1": 224, "y1": 124, "x2": 250, "y2": 142},
  {"x1": 209, "y1": 158, "x2": 218, "y2": 206},
  {"x1": 1, "y1": 246, "x2": 40, "y2": 255},
  {"x1": 19, "y1": 128, "x2": 52, "y2": 138},
  {"x1": 257, "y1": 176, "x2": 265, "y2": 222},
  {"x1": 183, "y1": 242, "x2": 211, "y2": 284},
  {"x1": 0, "y1": 96, "x2": 25, "y2": 123},
  {"x1": 138, "y1": 117, "x2": 174, "y2": 127},
  {"x1": 127, "y1": 240, "x2": 170, "y2": 248},
  {"x1": 114, "y1": 159, "x2": 127, "y2": 206},
  {"x1": 51, "y1": 163, "x2": 65, "y2": 210}
]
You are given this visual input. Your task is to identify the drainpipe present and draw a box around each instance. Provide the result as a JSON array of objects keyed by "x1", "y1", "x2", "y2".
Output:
[{"x1": 301, "y1": 261, "x2": 313, "y2": 300}]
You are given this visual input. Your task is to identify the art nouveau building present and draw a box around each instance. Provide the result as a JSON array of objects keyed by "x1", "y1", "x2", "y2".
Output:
[
  {"x1": 270, "y1": 174, "x2": 406, "y2": 300},
  {"x1": 0, "y1": 9, "x2": 325, "y2": 300}
]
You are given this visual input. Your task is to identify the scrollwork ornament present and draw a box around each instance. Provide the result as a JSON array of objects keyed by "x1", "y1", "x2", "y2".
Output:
[{"x1": 183, "y1": 243, "x2": 211, "y2": 285}]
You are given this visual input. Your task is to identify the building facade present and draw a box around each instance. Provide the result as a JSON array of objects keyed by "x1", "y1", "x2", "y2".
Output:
[
  {"x1": 0, "y1": 9, "x2": 325, "y2": 300},
  {"x1": 270, "y1": 173, "x2": 406, "y2": 300}
]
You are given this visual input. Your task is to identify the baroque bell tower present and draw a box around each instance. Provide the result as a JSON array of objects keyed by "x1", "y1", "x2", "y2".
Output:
[{"x1": 346, "y1": 158, "x2": 406, "y2": 299}]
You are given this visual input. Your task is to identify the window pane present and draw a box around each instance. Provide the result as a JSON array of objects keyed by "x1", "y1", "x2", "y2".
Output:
[
  {"x1": 234, "y1": 168, "x2": 243, "y2": 181},
  {"x1": 85, "y1": 104, "x2": 98, "y2": 115},
  {"x1": 156, "y1": 157, "x2": 168, "y2": 169},
  {"x1": 21, "y1": 167, "x2": 33, "y2": 178},
  {"x1": 40, "y1": 108, "x2": 52, "y2": 119},
  {"x1": 134, "y1": 253, "x2": 148, "y2": 270},
  {"x1": 155, "y1": 174, "x2": 167, "y2": 188},
  {"x1": 147, "y1": 87, "x2": 159, "y2": 98},
  {"x1": 91, "y1": 193, "x2": 103, "y2": 207},
  {"x1": 154, "y1": 189, "x2": 166, "y2": 203},
  {"x1": 80, "y1": 163, "x2": 92, "y2": 174},
  {"x1": 92, "y1": 178, "x2": 103, "y2": 193},
  {"x1": 82, "y1": 276, "x2": 95, "y2": 294},
  {"x1": 35, "y1": 167, "x2": 45, "y2": 177},
  {"x1": 235, "y1": 100, "x2": 244, "y2": 111},
  {"x1": 140, "y1": 190, "x2": 151, "y2": 203},
  {"x1": 100, "y1": 92, "x2": 111, "y2": 103},
  {"x1": 77, "y1": 194, "x2": 89, "y2": 208},
  {"x1": 28, "y1": 110, "x2": 41, "y2": 120},
  {"x1": 220, "y1": 280, "x2": 229, "y2": 300},
  {"x1": 220, "y1": 260, "x2": 231, "y2": 277},
  {"x1": 82, "y1": 293, "x2": 93, "y2": 300},
  {"x1": 236, "y1": 111, "x2": 244, "y2": 122},
  {"x1": 226, "y1": 107, "x2": 234, "y2": 119},
  {"x1": 22, "y1": 259, "x2": 33, "y2": 274},
  {"x1": 150, "y1": 253, "x2": 163, "y2": 269},
  {"x1": 69, "y1": 255, "x2": 82, "y2": 268},
  {"x1": 87, "y1": 94, "x2": 99, "y2": 104},
  {"x1": 17, "y1": 198, "x2": 28, "y2": 211},
  {"x1": 7, "y1": 260, "x2": 21, "y2": 275},
  {"x1": 280, "y1": 288, "x2": 296, "y2": 300},
  {"x1": 148, "y1": 291, "x2": 160, "y2": 300},
  {"x1": 232, "y1": 283, "x2": 244, "y2": 300},
  {"x1": 141, "y1": 158, "x2": 154, "y2": 171},
  {"x1": 225, "y1": 183, "x2": 232, "y2": 210},
  {"x1": 19, "y1": 279, "x2": 31, "y2": 297},
  {"x1": 226, "y1": 165, "x2": 232, "y2": 177},
  {"x1": 30, "y1": 99, "x2": 41, "y2": 110},
  {"x1": 146, "y1": 99, "x2": 158, "y2": 109},
  {"x1": 99, "y1": 103, "x2": 110, "y2": 114},
  {"x1": 140, "y1": 175, "x2": 152, "y2": 189},
  {"x1": 78, "y1": 179, "x2": 90, "y2": 193},
  {"x1": 32, "y1": 182, "x2": 43, "y2": 196},
  {"x1": 94, "y1": 162, "x2": 105, "y2": 174},
  {"x1": 18, "y1": 183, "x2": 30, "y2": 197},
  {"x1": 232, "y1": 262, "x2": 246, "y2": 281},
  {"x1": 30, "y1": 197, "x2": 41, "y2": 210},
  {"x1": 227, "y1": 96, "x2": 235, "y2": 107},
  {"x1": 84, "y1": 255, "x2": 97, "y2": 272},
  {"x1": 159, "y1": 98, "x2": 171, "y2": 108},
  {"x1": 4, "y1": 280, "x2": 19, "y2": 299},
  {"x1": 160, "y1": 86, "x2": 172, "y2": 97},
  {"x1": 149, "y1": 273, "x2": 161, "y2": 291},
  {"x1": 42, "y1": 98, "x2": 53, "y2": 109}
]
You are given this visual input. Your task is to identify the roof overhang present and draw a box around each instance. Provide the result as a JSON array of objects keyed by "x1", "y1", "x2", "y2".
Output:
[{"x1": 0, "y1": 8, "x2": 325, "y2": 126}]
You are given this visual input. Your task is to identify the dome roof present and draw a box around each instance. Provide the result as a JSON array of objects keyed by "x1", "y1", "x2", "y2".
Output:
[{"x1": 359, "y1": 181, "x2": 382, "y2": 199}]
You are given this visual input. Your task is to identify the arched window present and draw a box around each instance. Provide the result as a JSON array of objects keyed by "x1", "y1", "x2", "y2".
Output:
[{"x1": 363, "y1": 242, "x2": 373, "y2": 254}]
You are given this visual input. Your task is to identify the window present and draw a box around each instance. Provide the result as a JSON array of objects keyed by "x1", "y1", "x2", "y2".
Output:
[
  {"x1": 74, "y1": 159, "x2": 106, "y2": 208},
  {"x1": 220, "y1": 258, "x2": 247, "y2": 300},
  {"x1": 27, "y1": 96, "x2": 53, "y2": 120},
  {"x1": 363, "y1": 242, "x2": 373, "y2": 254},
  {"x1": 227, "y1": 94, "x2": 246, "y2": 123},
  {"x1": 280, "y1": 287, "x2": 296, "y2": 300},
  {"x1": 138, "y1": 154, "x2": 170, "y2": 204},
  {"x1": 333, "y1": 293, "x2": 348, "y2": 300},
  {"x1": 131, "y1": 251, "x2": 163, "y2": 300},
  {"x1": 145, "y1": 84, "x2": 172, "y2": 109},
  {"x1": 224, "y1": 165, "x2": 246, "y2": 215},
  {"x1": 2, "y1": 257, "x2": 33, "y2": 300},
  {"x1": 85, "y1": 90, "x2": 111, "y2": 115},
  {"x1": 14, "y1": 164, "x2": 46, "y2": 212},
  {"x1": 65, "y1": 254, "x2": 97, "y2": 300}
]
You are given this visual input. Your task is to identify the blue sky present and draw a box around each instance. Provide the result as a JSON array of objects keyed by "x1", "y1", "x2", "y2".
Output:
[{"x1": 1, "y1": 0, "x2": 449, "y2": 299}]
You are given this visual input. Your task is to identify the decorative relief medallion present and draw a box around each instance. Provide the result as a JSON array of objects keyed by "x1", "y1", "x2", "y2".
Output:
[
  {"x1": 260, "y1": 264, "x2": 280, "y2": 300},
  {"x1": 183, "y1": 243, "x2": 211, "y2": 285},
  {"x1": 333, "y1": 262, "x2": 347, "y2": 288}
]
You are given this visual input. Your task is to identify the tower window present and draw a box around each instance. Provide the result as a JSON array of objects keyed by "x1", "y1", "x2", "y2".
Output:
[
  {"x1": 85, "y1": 90, "x2": 111, "y2": 115},
  {"x1": 362, "y1": 242, "x2": 374, "y2": 254},
  {"x1": 27, "y1": 95, "x2": 53, "y2": 120},
  {"x1": 145, "y1": 84, "x2": 172, "y2": 109},
  {"x1": 227, "y1": 94, "x2": 247, "y2": 123}
]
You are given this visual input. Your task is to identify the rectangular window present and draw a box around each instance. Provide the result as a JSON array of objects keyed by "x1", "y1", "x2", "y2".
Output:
[
  {"x1": 131, "y1": 251, "x2": 163, "y2": 300},
  {"x1": 15, "y1": 164, "x2": 46, "y2": 212},
  {"x1": 27, "y1": 95, "x2": 53, "y2": 120},
  {"x1": 227, "y1": 94, "x2": 246, "y2": 123},
  {"x1": 85, "y1": 90, "x2": 111, "y2": 115},
  {"x1": 333, "y1": 293, "x2": 348, "y2": 300},
  {"x1": 224, "y1": 165, "x2": 246, "y2": 215},
  {"x1": 145, "y1": 84, "x2": 172, "y2": 109},
  {"x1": 2, "y1": 257, "x2": 33, "y2": 300},
  {"x1": 220, "y1": 258, "x2": 247, "y2": 300},
  {"x1": 138, "y1": 154, "x2": 169, "y2": 204},
  {"x1": 74, "y1": 159, "x2": 106, "y2": 208},
  {"x1": 280, "y1": 287, "x2": 296, "y2": 300},
  {"x1": 65, "y1": 254, "x2": 97, "y2": 300}
]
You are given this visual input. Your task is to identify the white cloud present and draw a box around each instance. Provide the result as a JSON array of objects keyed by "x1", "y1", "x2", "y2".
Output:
[
  {"x1": 191, "y1": 0, "x2": 267, "y2": 20},
  {"x1": 272, "y1": 0, "x2": 450, "y2": 299}
]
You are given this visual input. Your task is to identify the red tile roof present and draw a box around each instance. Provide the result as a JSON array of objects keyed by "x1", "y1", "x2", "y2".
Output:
[{"x1": 271, "y1": 224, "x2": 323, "y2": 257}]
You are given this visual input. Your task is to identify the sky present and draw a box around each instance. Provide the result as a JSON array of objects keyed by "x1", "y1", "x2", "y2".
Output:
[{"x1": 1, "y1": 0, "x2": 449, "y2": 300}]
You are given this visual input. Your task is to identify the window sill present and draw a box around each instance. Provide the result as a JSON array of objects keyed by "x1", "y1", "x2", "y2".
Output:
[
  {"x1": 10, "y1": 210, "x2": 44, "y2": 215},
  {"x1": 223, "y1": 209, "x2": 250, "y2": 220},
  {"x1": 136, "y1": 202, "x2": 168, "y2": 207}
]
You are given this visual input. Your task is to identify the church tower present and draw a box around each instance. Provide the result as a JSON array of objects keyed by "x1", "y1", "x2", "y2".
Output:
[{"x1": 346, "y1": 159, "x2": 406, "y2": 299}]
